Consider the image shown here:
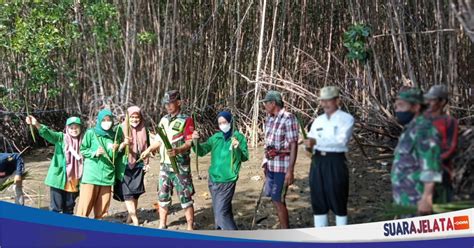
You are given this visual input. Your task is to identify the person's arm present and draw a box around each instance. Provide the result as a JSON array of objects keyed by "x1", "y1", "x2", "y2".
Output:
[
  {"x1": 80, "y1": 130, "x2": 97, "y2": 159},
  {"x1": 231, "y1": 133, "x2": 249, "y2": 162},
  {"x1": 171, "y1": 117, "x2": 195, "y2": 155},
  {"x1": 174, "y1": 140, "x2": 193, "y2": 155},
  {"x1": 441, "y1": 118, "x2": 459, "y2": 161},
  {"x1": 116, "y1": 125, "x2": 128, "y2": 152},
  {"x1": 418, "y1": 128, "x2": 442, "y2": 183},
  {"x1": 192, "y1": 134, "x2": 213, "y2": 157},
  {"x1": 417, "y1": 126, "x2": 442, "y2": 214},
  {"x1": 305, "y1": 120, "x2": 318, "y2": 153},
  {"x1": 38, "y1": 125, "x2": 64, "y2": 144},
  {"x1": 284, "y1": 116, "x2": 299, "y2": 186},
  {"x1": 236, "y1": 133, "x2": 249, "y2": 162},
  {"x1": 140, "y1": 137, "x2": 161, "y2": 160},
  {"x1": 26, "y1": 116, "x2": 63, "y2": 144},
  {"x1": 149, "y1": 139, "x2": 162, "y2": 152},
  {"x1": 287, "y1": 141, "x2": 297, "y2": 177},
  {"x1": 418, "y1": 182, "x2": 435, "y2": 215}
]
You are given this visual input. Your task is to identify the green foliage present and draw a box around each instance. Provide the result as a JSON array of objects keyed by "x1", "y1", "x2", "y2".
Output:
[
  {"x1": 343, "y1": 23, "x2": 371, "y2": 62},
  {"x1": 138, "y1": 31, "x2": 156, "y2": 45},
  {"x1": 85, "y1": 1, "x2": 121, "y2": 49},
  {"x1": 0, "y1": 0, "x2": 122, "y2": 109},
  {"x1": 0, "y1": 85, "x2": 21, "y2": 111},
  {"x1": 0, "y1": 0, "x2": 79, "y2": 96}
]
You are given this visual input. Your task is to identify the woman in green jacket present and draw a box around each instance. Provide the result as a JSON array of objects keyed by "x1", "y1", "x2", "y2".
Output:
[
  {"x1": 76, "y1": 109, "x2": 127, "y2": 219},
  {"x1": 25, "y1": 115, "x2": 83, "y2": 214},
  {"x1": 192, "y1": 111, "x2": 249, "y2": 230}
]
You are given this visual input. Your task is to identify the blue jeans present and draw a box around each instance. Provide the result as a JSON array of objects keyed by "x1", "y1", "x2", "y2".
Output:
[{"x1": 264, "y1": 171, "x2": 286, "y2": 202}]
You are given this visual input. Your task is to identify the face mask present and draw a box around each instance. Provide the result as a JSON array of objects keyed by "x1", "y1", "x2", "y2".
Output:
[
  {"x1": 219, "y1": 123, "x2": 231, "y2": 133},
  {"x1": 395, "y1": 111, "x2": 415, "y2": 125},
  {"x1": 131, "y1": 122, "x2": 140, "y2": 128},
  {"x1": 101, "y1": 121, "x2": 113, "y2": 131},
  {"x1": 68, "y1": 127, "x2": 81, "y2": 137}
]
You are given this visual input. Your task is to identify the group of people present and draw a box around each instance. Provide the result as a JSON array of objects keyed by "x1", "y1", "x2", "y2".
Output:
[
  {"x1": 0, "y1": 84, "x2": 458, "y2": 230},
  {"x1": 391, "y1": 85, "x2": 458, "y2": 214},
  {"x1": 0, "y1": 90, "x2": 247, "y2": 231}
]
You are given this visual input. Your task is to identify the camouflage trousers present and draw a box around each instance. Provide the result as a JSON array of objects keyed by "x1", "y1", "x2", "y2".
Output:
[{"x1": 158, "y1": 166, "x2": 195, "y2": 209}]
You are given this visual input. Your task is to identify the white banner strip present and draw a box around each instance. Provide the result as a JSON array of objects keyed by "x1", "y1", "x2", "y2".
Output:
[{"x1": 191, "y1": 209, "x2": 474, "y2": 242}]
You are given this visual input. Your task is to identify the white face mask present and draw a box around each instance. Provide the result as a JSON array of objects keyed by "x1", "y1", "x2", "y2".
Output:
[
  {"x1": 101, "y1": 121, "x2": 113, "y2": 131},
  {"x1": 219, "y1": 123, "x2": 231, "y2": 133},
  {"x1": 131, "y1": 122, "x2": 140, "y2": 128}
]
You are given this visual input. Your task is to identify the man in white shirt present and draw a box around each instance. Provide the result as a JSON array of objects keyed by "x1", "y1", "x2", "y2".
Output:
[{"x1": 304, "y1": 86, "x2": 354, "y2": 227}]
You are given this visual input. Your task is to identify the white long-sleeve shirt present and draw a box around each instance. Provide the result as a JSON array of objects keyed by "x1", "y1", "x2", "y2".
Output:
[{"x1": 307, "y1": 109, "x2": 354, "y2": 153}]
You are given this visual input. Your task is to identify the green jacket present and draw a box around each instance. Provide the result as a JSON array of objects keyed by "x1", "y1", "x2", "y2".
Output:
[
  {"x1": 80, "y1": 127, "x2": 125, "y2": 186},
  {"x1": 38, "y1": 125, "x2": 72, "y2": 190},
  {"x1": 193, "y1": 131, "x2": 249, "y2": 183}
]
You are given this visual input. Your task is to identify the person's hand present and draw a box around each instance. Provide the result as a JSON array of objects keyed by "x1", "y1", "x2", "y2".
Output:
[
  {"x1": 284, "y1": 171, "x2": 295, "y2": 186},
  {"x1": 304, "y1": 139, "x2": 315, "y2": 148},
  {"x1": 69, "y1": 147, "x2": 82, "y2": 160},
  {"x1": 25, "y1": 115, "x2": 40, "y2": 129},
  {"x1": 140, "y1": 149, "x2": 151, "y2": 160},
  {"x1": 112, "y1": 143, "x2": 119, "y2": 152},
  {"x1": 231, "y1": 137, "x2": 239, "y2": 149},
  {"x1": 95, "y1": 146, "x2": 105, "y2": 157},
  {"x1": 167, "y1": 148, "x2": 177, "y2": 157},
  {"x1": 14, "y1": 175, "x2": 22, "y2": 183},
  {"x1": 119, "y1": 138, "x2": 130, "y2": 151},
  {"x1": 123, "y1": 137, "x2": 131, "y2": 146},
  {"x1": 417, "y1": 196, "x2": 433, "y2": 216},
  {"x1": 262, "y1": 160, "x2": 268, "y2": 176},
  {"x1": 192, "y1": 131, "x2": 200, "y2": 140}
]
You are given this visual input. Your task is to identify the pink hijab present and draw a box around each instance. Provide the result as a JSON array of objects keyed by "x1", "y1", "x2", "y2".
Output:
[
  {"x1": 64, "y1": 126, "x2": 83, "y2": 180},
  {"x1": 123, "y1": 106, "x2": 148, "y2": 168}
]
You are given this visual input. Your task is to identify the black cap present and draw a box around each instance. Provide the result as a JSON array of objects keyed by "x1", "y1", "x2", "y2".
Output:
[{"x1": 162, "y1": 90, "x2": 181, "y2": 104}]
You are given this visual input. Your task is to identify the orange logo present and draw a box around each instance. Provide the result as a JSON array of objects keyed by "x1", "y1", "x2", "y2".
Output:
[{"x1": 453, "y1": 216, "x2": 470, "y2": 230}]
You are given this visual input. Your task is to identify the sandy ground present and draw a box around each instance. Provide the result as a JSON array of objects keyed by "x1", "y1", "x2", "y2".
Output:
[{"x1": 0, "y1": 145, "x2": 393, "y2": 230}]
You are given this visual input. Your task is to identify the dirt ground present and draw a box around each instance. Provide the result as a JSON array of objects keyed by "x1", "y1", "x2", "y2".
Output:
[{"x1": 0, "y1": 145, "x2": 393, "y2": 230}]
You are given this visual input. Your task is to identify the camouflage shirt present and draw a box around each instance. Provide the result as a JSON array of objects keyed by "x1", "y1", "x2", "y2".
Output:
[
  {"x1": 156, "y1": 113, "x2": 194, "y2": 173},
  {"x1": 391, "y1": 115, "x2": 442, "y2": 206}
]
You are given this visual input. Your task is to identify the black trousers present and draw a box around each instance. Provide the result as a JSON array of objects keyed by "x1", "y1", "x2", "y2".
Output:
[
  {"x1": 50, "y1": 187, "x2": 79, "y2": 214},
  {"x1": 309, "y1": 151, "x2": 349, "y2": 216},
  {"x1": 208, "y1": 181, "x2": 238, "y2": 230}
]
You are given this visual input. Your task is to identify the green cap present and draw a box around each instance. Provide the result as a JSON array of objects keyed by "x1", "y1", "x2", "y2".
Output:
[
  {"x1": 66, "y1": 116, "x2": 82, "y2": 126},
  {"x1": 260, "y1": 90, "x2": 283, "y2": 104},
  {"x1": 397, "y1": 87, "x2": 424, "y2": 104}
]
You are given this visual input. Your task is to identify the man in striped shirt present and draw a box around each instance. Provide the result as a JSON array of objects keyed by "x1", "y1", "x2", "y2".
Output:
[{"x1": 261, "y1": 90, "x2": 298, "y2": 229}]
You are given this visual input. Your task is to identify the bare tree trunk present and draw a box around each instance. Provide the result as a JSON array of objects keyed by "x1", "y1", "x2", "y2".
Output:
[
  {"x1": 390, "y1": 0, "x2": 417, "y2": 86},
  {"x1": 250, "y1": 0, "x2": 267, "y2": 148},
  {"x1": 451, "y1": 0, "x2": 474, "y2": 42},
  {"x1": 165, "y1": 0, "x2": 178, "y2": 91}
]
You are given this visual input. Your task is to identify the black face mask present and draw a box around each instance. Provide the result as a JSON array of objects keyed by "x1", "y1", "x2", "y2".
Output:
[{"x1": 395, "y1": 111, "x2": 415, "y2": 125}]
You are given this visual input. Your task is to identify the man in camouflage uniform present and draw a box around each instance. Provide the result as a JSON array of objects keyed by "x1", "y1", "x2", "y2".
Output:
[
  {"x1": 142, "y1": 90, "x2": 195, "y2": 230},
  {"x1": 392, "y1": 87, "x2": 442, "y2": 216}
]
